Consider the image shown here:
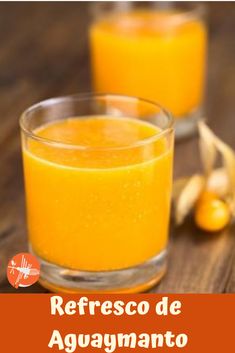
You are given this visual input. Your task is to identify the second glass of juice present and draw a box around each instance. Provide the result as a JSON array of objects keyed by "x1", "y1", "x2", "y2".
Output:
[
  {"x1": 90, "y1": 3, "x2": 207, "y2": 138},
  {"x1": 20, "y1": 94, "x2": 174, "y2": 293}
]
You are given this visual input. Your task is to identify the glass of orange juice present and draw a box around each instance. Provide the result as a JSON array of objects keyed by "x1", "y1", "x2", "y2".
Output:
[
  {"x1": 90, "y1": 3, "x2": 207, "y2": 138},
  {"x1": 20, "y1": 94, "x2": 174, "y2": 293}
]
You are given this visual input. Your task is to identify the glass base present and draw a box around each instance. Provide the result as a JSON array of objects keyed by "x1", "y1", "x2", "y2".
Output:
[
  {"x1": 175, "y1": 107, "x2": 203, "y2": 140},
  {"x1": 33, "y1": 249, "x2": 167, "y2": 293}
]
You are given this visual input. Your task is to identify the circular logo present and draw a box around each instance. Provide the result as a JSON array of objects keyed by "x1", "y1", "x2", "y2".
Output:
[{"x1": 7, "y1": 253, "x2": 40, "y2": 289}]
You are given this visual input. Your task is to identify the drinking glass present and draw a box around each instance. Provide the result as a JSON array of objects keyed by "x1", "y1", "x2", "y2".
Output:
[
  {"x1": 90, "y1": 2, "x2": 207, "y2": 139},
  {"x1": 20, "y1": 93, "x2": 174, "y2": 293}
]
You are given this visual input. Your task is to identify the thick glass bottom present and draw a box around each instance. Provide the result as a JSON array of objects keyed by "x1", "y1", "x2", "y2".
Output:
[
  {"x1": 175, "y1": 107, "x2": 203, "y2": 140},
  {"x1": 32, "y1": 248, "x2": 167, "y2": 293}
]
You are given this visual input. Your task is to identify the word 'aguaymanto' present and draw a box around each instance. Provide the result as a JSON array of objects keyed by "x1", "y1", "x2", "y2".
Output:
[{"x1": 48, "y1": 331, "x2": 188, "y2": 352}]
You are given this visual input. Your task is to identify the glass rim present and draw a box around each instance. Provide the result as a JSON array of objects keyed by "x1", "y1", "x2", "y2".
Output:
[
  {"x1": 91, "y1": 3, "x2": 207, "y2": 26},
  {"x1": 20, "y1": 93, "x2": 174, "y2": 152},
  {"x1": 167, "y1": 3, "x2": 207, "y2": 22}
]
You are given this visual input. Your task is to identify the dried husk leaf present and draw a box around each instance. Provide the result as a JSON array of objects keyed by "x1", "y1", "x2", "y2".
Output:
[
  {"x1": 214, "y1": 139, "x2": 235, "y2": 216},
  {"x1": 198, "y1": 122, "x2": 235, "y2": 216},
  {"x1": 207, "y1": 167, "x2": 229, "y2": 197},
  {"x1": 198, "y1": 120, "x2": 217, "y2": 178},
  {"x1": 172, "y1": 177, "x2": 189, "y2": 200},
  {"x1": 173, "y1": 122, "x2": 235, "y2": 226},
  {"x1": 174, "y1": 174, "x2": 205, "y2": 225},
  {"x1": 173, "y1": 168, "x2": 229, "y2": 202}
]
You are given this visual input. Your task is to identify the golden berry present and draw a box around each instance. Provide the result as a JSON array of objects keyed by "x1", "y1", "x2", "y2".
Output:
[{"x1": 195, "y1": 196, "x2": 231, "y2": 232}]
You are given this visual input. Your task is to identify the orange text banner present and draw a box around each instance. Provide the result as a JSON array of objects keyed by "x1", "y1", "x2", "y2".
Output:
[{"x1": 0, "y1": 294, "x2": 233, "y2": 352}]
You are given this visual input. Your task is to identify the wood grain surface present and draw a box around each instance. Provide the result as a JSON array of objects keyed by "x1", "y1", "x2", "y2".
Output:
[{"x1": 0, "y1": 2, "x2": 234, "y2": 293}]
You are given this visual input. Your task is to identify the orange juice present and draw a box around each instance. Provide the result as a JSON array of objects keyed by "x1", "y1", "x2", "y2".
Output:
[
  {"x1": 90, "y1": 10, "x2": 207, "y2": 118},
  {"x1": 23, "y1": 116, "x2": 173, "y2": 271}
]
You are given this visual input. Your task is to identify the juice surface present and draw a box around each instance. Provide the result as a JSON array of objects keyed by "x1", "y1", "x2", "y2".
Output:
[
  {"x1": 90, "y1": 10, "x2": 207, "y2": 117},
  {"x1": 23, "y1": 116, "x2": 173, "y2": 271}
]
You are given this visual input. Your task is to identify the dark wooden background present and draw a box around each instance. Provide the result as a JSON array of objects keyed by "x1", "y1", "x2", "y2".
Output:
[{"x1": 0, "y1": 2, "x2": 234, "y2": 293}]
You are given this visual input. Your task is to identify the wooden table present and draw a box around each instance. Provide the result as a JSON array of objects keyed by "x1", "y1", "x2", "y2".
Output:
[{"x1": 0, "y1": 2, "x2": 234, "y2": 293}]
